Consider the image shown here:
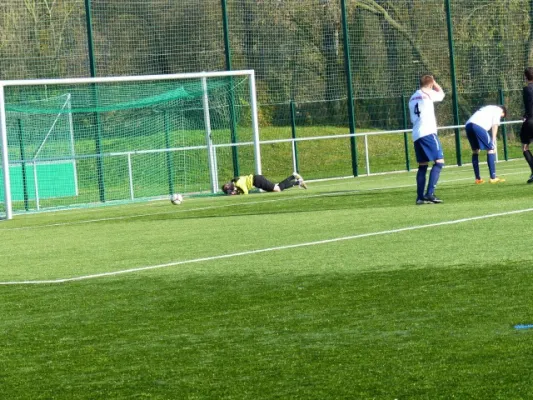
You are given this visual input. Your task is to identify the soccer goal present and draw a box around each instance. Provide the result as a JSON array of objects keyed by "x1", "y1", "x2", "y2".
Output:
[{"x1": 0, "y1": 70, "x2": 261, "y2": 219}]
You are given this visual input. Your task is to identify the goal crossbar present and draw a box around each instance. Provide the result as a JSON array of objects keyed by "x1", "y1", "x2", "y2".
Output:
[{"x1": 0, "y1": 70, "x2": 256, "y2": 87}]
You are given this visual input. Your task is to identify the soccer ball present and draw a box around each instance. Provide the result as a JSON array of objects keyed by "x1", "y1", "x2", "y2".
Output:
[{"x1": 170, "y1": 193, "x2": 183, "y2": 205}]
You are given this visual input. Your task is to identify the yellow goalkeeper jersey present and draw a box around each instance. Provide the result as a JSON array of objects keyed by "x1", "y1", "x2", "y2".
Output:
[{"x1": 234, "y1": 174, "x2": 254, "y2": 194}]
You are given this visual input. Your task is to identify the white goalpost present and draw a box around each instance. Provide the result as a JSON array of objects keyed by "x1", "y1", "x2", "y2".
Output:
[
  {"x1": 0, "y1": 70, "x2": 262, "y2": 220},
  {"x1": 0, "y1": 85, "x2": 11, "y2": 220}
]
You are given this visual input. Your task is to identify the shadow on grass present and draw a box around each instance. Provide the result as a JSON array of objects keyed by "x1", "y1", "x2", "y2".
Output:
[{"x1": 142, "y1": 189, "x2": 418, "y2": 222}]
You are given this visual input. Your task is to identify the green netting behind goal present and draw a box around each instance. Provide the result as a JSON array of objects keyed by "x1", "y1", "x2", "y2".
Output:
[
  {"x1": 2, "y1": 74, "x2": 255, "y2": 214},
  {"x1": 0, "y1": 162, "x2": 77, "y2": 201}
]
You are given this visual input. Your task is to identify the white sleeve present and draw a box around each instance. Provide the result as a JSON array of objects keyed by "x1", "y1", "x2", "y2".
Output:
[{"x1": 430, "y1": 90, "x2": 445, "y2": 102}]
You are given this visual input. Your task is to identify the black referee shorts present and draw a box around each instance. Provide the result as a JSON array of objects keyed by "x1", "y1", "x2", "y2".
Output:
[
  {"x1": 252, "y1": 175, "x2": 276, "y2": 192},
  {"x1": 520, "y1": 118, "x2": 533, "y2": 144}
]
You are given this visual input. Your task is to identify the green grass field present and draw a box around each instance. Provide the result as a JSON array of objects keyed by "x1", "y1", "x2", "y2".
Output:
[{"x1": 2, "y1": 161, "x2": 533, "y2": 399}]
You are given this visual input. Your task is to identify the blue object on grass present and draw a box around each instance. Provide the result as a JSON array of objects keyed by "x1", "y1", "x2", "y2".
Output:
[{"x1": 514, "y1": 324, "x2": 533, "y2": 330}]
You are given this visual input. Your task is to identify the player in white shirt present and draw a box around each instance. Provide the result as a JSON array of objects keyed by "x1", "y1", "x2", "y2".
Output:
[
  {"x1": 408, "y1": 75, "x2": 445, "y2": 205},
  {"x1": 465, "y1": 105, "x2": 507, "y2": 184}
]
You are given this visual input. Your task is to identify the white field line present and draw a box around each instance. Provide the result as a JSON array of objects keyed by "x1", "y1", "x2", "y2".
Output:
[
  {"x1": 2, "y1": 206, "x2": 533, "y2": 286},
  {"x1": 0, "y1": 169, "x2": 527, "y2": 232}
]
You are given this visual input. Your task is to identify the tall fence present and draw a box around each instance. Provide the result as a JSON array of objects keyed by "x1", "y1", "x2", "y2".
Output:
[{"x1": 0, "y1": 0, "x2": 531, "y2": 181}]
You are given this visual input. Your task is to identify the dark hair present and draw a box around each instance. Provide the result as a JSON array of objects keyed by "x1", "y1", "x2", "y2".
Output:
[
  {"x1": 222, "y1": 182, "x2": 236, "y2": 195},
  {"x1": 499, "y1": 105, "x2": 507, "y2": 118},
  {"x1": 525, "y1": 67, "x2": 533, "y2": 81}
]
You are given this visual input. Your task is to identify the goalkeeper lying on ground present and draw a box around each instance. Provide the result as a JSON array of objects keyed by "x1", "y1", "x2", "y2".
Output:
[{"x1": 222, "y1": 172, "x2": 307, "y2": 195}]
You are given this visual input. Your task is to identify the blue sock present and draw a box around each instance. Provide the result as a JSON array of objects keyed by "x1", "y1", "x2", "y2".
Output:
[
  {"x1": 427, "y1": 163, "x2": 444, "y2": 196},
  {"x1": 416, "y1": 165, "x2": 428, "y2": 200},
  {"x1": 472, "y1": 154, "x2": 480, "y2": 180},
  {"x1": 487, "y1": 153, "x2": 496, "y2": 179}
]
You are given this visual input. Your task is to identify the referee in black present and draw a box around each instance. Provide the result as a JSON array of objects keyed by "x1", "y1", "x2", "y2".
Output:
[{"x1": 522, "y1": 67, "x2": 533, "y2": 184}]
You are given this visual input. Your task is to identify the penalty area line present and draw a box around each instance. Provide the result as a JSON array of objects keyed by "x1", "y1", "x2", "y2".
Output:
[{"x1": 2, "y1": 206, "x2": 533, "y2": 285}]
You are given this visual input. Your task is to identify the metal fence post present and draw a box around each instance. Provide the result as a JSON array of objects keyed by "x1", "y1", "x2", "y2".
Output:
[
  {"x1": 499, "y1": 88, "x2": 508, "y2": 161},
  {"x1": 84, "y1": 0, "x2": 105, "y2": 202},
  {"x1": 290, "y1": 100, "x2": 300, "y2": 174},
  {"x1": 445, "y1": 0, "x2": 462, "y2": 166},
  {"x1": 401, "y1": 95, "x2": 411, "y2": 171},
  {"x1": 340, "y1": 0, "x2": 358, "y2": 176},
  {"x1": 164, "y1": 111, "x2": 175, "y2": 195},
  {"x1": 221, "y1": 0, "x2": 240, "y2": 177},
  {"x1": 18, "y1": 119, "x2": 29, "y2": 211}
]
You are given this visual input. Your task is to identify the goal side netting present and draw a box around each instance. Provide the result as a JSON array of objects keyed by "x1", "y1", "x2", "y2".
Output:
[{"x1": 0, "y1": 70, "x2": 261, "y2": 220}]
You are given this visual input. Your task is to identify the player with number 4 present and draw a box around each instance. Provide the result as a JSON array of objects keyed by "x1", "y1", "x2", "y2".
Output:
[{"x1": 409, "y1": 75, "x2": 446, "y2": 205}]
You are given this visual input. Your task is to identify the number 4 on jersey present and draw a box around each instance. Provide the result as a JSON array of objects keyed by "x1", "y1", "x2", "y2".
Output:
[{"x1": 414, "y1": 103, "x2": 421, "y2": 117}]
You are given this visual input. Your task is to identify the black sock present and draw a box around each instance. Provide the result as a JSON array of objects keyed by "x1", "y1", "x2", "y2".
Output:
[
  {"x1": 524, "y1": 150, "x2": 533, "y2": 173},
  {"x1": 278, "y1": 175, "x2": 298, "y2": 191}
]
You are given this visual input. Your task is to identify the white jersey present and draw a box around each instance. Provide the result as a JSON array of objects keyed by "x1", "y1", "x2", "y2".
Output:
[
  {"x1": 409, "y1": 88, "x2": 445, "y2": 141},
  {"x1": 466, "y1": 105, "x2": 502, "y2": 131}
]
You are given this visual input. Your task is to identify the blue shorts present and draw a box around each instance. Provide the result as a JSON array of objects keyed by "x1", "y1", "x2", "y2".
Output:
[
  {"x1": 465, "y1": 123, "x2": 494, "y2": 151},
  {"x1": 414, "y1": 134, "x2": 444, "y2": 163}
]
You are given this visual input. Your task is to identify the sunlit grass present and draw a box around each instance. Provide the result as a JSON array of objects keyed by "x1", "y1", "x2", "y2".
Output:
[{"x1": 2, "y1": 162, "x2": 533, "y2": 399}]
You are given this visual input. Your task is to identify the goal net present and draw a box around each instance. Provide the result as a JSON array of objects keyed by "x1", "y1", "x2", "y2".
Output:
[
  {"x1": 0, "y1": 70, "x2": 261, "y2": 219},
  {"x1": 4, "y1": 93, "x2": 78, "y2": 211}
]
